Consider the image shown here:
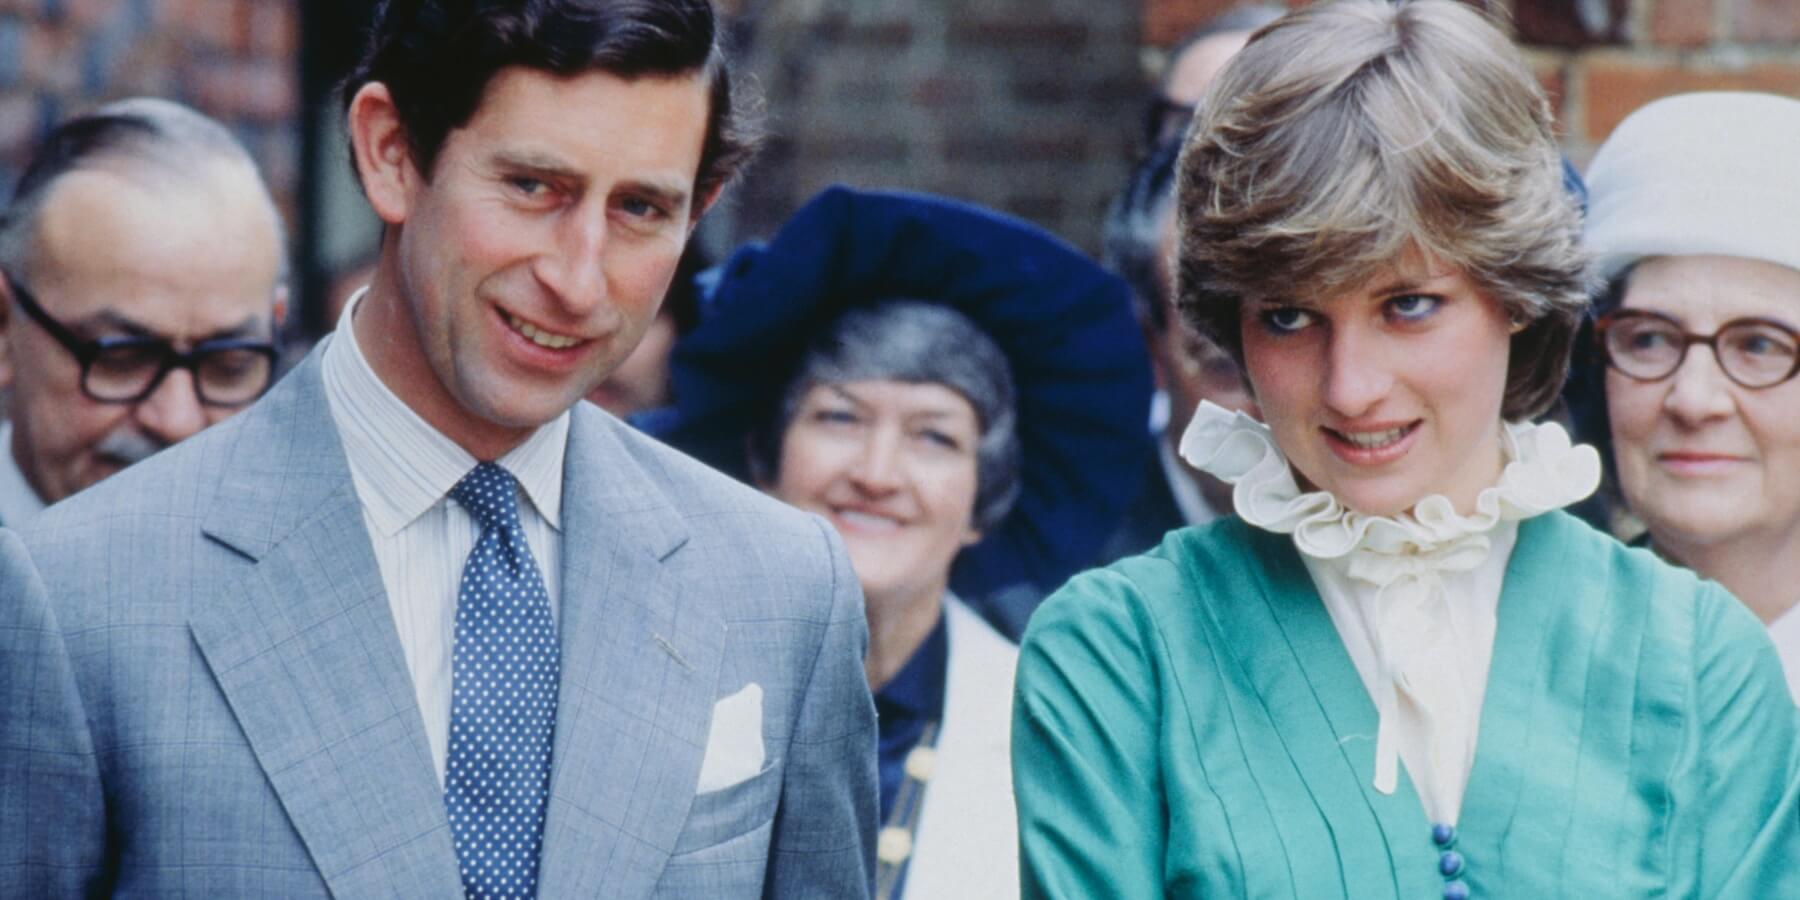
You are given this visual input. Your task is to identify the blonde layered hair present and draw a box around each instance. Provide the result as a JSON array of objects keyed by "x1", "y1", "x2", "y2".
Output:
[{"x1": 1175, "y1": 0, "x2": 1590, "y2": 420}]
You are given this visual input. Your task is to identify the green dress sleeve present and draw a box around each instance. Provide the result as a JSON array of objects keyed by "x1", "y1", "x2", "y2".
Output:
[
  {"x1": 1012, "y1": 568, "x2": 1166, "y2": 899},
  {"x1": 1683, "y1": 582, "x2": 1800, "y2": 896}
]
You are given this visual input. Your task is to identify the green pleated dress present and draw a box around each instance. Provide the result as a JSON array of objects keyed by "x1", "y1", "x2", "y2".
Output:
[{"x1": 1013, "y1": 512, "x2": 1800, "y2": 898}]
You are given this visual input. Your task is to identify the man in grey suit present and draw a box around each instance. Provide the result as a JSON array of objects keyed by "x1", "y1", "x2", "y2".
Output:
[{"x1": 0, "y1": 1, "x2": 878, "y2": 897}]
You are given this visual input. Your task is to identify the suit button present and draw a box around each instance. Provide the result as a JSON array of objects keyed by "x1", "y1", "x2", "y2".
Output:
[{"x1": 1443, "y1": 881, "x2": 1470, "y2": 900}]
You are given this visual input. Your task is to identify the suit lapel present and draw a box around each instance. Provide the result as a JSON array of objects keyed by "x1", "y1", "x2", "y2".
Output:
[
  {"x1": 537, "y1": 405, "x2": 726, "y2": 898},
  {"x1": 189, "y1": 349, "x2": 463, "y2": 898}
]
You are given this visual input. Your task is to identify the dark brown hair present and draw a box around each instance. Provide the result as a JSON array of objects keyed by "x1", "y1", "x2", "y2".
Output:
[{"x1": 341, "y1": 0, "x2": 758, "y2": 205}]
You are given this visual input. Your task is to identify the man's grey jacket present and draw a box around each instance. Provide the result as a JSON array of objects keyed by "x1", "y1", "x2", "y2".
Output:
[{"x1": 0, "y1": 345, "x2": 878, "y2": 898}]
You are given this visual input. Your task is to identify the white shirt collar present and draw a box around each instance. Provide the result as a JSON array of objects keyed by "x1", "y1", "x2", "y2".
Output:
[
  {"x1": 321, "y1": 287, "x2": 569, "y2": 537},
  {"x1": 0, "y1": 421, "x2": 46, "y2": 526}
]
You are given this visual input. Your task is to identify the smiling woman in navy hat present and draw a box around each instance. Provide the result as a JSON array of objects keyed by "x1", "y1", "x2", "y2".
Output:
[{"x1": 644, "y1": 185, "x2": 1151, "y2": 899}]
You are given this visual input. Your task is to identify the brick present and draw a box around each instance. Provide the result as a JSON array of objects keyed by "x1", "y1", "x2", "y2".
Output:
[
  {"x1": 188, "y1": 57, "x2": 295, "y2": 122},
  {"x1": 728, "y1": 1, "x2": 1145, "y2": 257},
  {"x1": 804, "y1": 133, "x2": 909, "y2": 164},
  {"x1": 1732, "y1": 0, "x2": 1800, "y2": 43},
  {"x1": 22, "y1": 22, "x2": 81, "y2": 92},
  {"x1": 1001, "y1": 192, "x2": 1066, "y2": 224},
  {"x1": 106, "y1": 32, "x2": 179, "y2": 97},
  {"x1": 1012, "y1": 77, "x2": 1076, "y2": 105},
  {"x1": 950, "y1": 19, "x2": 1089, "y2": 52},
  {"x1": 1512, "y1": 0, "x2": 1628, "y2": 46},
  {"x1": 943, "y1": 132, "x2": 1091, "y2": 164},
  {"x1": 1581, "y1": 55, "x2": 1800, "y2": 143},
  {"x1": 911, "y1": 76, "x2": 977, "y2": 109},
  {"x1": 1650, "y1": 0, "x2": 1714, "y2": 46},
  {"x1": 0, "y1": 89, "x2": 37, "y2": 151},
  {"x1": 1143, "y1": 0, "x2": 1245, "y2": 47},
  {"x1": 252, "y1": 122, "x2": 298, "y2": 196},
  {"x1": 0, "y1": 19, "x2": 23, "y2": 87},
  {"x1": 829, "y1": 76, "x2": 899, "y2": 106},
  {"x1": 80, "y1": 24, "x2": 133, "y2": 92},
  {"x1": 1531, "y1": 57, "x2": 1569, "y2": 131},
  {"x1": 807, "y1": 14, "x2": 913, "y2": 49},
  {"x1": 247, "y1": 0, "x2": 296, "y2": 57},
  {"x1": 63, "y1": 0, "x2": 114, "y2": 31},
  {"x1": 173, "y1": 0, "x2": 249, "y2": 53}
]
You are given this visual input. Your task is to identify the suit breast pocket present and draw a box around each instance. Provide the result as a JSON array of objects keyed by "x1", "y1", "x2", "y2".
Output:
[{"x1": 670, "y1": 756, "x2": 782, "y2": 856}]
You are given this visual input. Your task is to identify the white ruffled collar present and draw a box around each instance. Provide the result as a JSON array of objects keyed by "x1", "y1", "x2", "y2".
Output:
[
  {"x1": 1178, "y1": 401, "x2": 1602, "y2": 812},
  {"x1": 1177, "y1": 401, "x2": 1601, "y2": 565}
]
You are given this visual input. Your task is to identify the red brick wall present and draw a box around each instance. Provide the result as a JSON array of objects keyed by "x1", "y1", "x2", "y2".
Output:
[
  {"x1": 0, "y1": 0, "x2": 300, "y2": 225},
  {"x1": 1538, "y1": 0, "x2": 1800, "y2": 158},
  {"x1": 6, "y1": 1, "x2": 1790, "y2": 263},
  {"x1": 1143, "y1": 0, "x2": 1800, "y2": 162},
  {"x1": 720, "y1": 1, "x2": 1144, "y2": 255}
]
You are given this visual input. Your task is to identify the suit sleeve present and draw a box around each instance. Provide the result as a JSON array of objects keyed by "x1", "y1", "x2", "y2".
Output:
[
  {"x1": 1684, "y1": 583, "x2": 1800, "y2": 897},
  {"x1": 1012, "y1": 570, "x2": 1165, "y2": 899},
  {"x1": 0, "y1": 529, "x2": 108, "y2": 894},
  {"x1": 762, "y1": 517, "x2": 878, "y2": 899}
]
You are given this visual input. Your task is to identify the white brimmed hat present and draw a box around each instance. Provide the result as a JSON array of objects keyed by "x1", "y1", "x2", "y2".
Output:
[{"x1": 1583, "y1": 91, "x2": 1800, "y2": 283}]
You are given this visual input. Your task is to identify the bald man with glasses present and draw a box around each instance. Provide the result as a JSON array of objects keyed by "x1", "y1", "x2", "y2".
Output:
[{"x1": 0, "y1": 98, "x2": 287, "y2": 526}]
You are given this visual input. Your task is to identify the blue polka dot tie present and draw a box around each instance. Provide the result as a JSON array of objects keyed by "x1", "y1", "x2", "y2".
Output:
[{"x1": 445, "y1": 463, "x2": 559, "y2": 898}]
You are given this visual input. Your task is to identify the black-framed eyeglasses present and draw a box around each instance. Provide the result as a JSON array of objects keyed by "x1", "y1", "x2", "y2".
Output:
[
  {"x1": 1596, "y1": 309, "x2": 1800, "y2": 390},
  {"x1": 4, "y1": 272, "x2": 277, "y2": 406}
]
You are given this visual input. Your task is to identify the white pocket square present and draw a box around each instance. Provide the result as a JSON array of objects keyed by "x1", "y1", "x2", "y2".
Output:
[{"x1": 696, "y1": 683, "x2": 765, "y2": 794}]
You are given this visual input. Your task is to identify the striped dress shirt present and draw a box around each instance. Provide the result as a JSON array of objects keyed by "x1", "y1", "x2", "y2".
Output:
[{"x1": 321, "y1": 289, "x2": 569, "y2": 786}]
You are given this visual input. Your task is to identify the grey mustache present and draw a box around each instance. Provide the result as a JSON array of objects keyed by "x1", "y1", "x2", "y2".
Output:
[{"x1": 94, "y1": 428, "x2": 167, "y2": 468}]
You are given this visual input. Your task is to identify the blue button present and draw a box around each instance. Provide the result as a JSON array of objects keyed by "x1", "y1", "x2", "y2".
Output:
[
  {"x1": 1443, "y1": 881, "x2": 1470, "y2": 900},
  {"x1": 1431, "y1": 823, "x2": 1456, "y2": 847},
  {"x1": 1439, "y1": 850, "x2": 1465, "y2": 877}
]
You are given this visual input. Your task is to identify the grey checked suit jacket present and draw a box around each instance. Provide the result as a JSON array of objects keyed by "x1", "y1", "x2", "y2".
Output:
[{"x1": 0, "y1": 346, "x2": 878, "y2": 898}]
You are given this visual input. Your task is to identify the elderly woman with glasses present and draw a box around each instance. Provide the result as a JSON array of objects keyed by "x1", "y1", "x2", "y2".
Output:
[
  {"x1": 1574, "y1": 92, "x2": 1800, "y2": 701},
  {"x1": 1011, "y1": 3, "x2": 1800, "y2": 898}
]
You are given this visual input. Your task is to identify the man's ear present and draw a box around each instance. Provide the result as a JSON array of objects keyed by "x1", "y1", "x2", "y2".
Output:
[
  {"x1": 348, "y1": 82, "x2": 419, "y2": 226},
  {"x1": 271, "y1": 284, "x2": 290, "y2": 329}
]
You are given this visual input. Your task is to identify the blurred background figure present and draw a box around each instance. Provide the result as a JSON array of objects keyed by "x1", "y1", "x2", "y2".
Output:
[
  {"x1": 585, "y1": 242, "x2": 709, "y2": 417},
  {"x1": 1098, "y1": 5, "x2": 1277, "y2": 563},
  {"x1": 1574, "y1": 91, "x2": 1800, "y2": 700},
  {"x1": 1140, "y1": 3, "x2": 1285, "y2": 148},
  {"x1": 0, "y1": 98, "x2": 287, "y2": 527},
  {"x1": 647, "y1": 186, "x2": 1152, "y2": 899},
  {"x1": 1098, "y1": 136, "x2": 1259, "y2": 561}
]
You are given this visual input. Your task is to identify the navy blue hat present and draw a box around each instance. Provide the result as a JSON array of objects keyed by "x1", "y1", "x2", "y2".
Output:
[{"x1": 642, "y1": 186, "x2": 1153, "y2": 626}]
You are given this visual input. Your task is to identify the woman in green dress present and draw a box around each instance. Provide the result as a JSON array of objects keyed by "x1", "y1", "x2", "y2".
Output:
[{"x1": 1011, "y1": 2, "x2": 1800, "y2": 897}]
